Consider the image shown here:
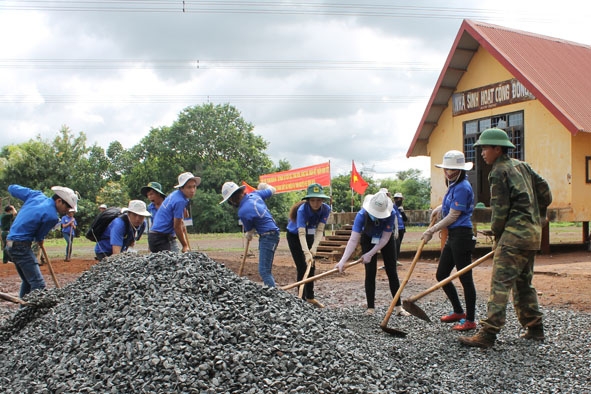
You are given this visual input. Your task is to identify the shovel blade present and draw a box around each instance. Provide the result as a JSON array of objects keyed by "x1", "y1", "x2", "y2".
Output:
[
  {"x1": 403, "y1": 300, "x2": 431, "y2": 323},
  {"x1": 380, "y1": 325, "x2": 407, "y2": 338}
]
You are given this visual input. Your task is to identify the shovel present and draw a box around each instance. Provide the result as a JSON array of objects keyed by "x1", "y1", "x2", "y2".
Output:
[
  {"x1": 403, "y1": 250, "x2": 495, "y2": 322},
  {"x1": 281, "y1": 258, "x2": 362, "y2": 291},
  {"x1": 0, "y1": 291, "x2": 27, "y2": 305},
  {"x1": 40, "y1": 244, "x2": 61, "y2": 289},
  {"x1": 380, "y1": 216, "x2": 436, "y2": 337},
  {"x1": 298, "y1": 258, "x2": 314, "y2": 298},
  {"x1": 238, "y1": 239, "x2": 250, "y2": 277}
]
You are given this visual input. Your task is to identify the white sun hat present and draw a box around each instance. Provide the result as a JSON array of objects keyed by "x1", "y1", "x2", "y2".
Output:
[
  {"x1": 219, "y1": 181, "x2": 246, "y2": 204},
  {"x1": 122, "y1": 200, "x2": 151, "y2": 217},
  {"x1": 434, "y1": 150, "x2": 474, "y2": 171},
  {"x1": 362, "y1": 191, "x2": 393, "y2": 219},
  {"x1": 174, "y1": 172, "x2": 202, "y2": 188},
  {"x1": 51, "y1": 186, "x2": 79, "y2": 212}
]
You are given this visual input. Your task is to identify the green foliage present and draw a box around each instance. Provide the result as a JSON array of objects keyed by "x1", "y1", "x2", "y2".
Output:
[
  {"x1": 379, "y1": 170, "x2": 431, "y2": 210},
  {"x1": 0, "y1": 125, "x2": 113, "y2": 210}
]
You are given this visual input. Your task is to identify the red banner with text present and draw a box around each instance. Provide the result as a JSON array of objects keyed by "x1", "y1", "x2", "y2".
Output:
[{"x1": 259, "y1": 162, "x2": 331, "y2": 194}]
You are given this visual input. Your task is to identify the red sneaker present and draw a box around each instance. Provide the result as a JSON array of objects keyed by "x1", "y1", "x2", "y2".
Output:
[
  {"x1": 452, "y1": 319, "x2": 477, "y2": 331},
  {"x1": 440, "y1": 312, "x2": 466, "y2": 323}
]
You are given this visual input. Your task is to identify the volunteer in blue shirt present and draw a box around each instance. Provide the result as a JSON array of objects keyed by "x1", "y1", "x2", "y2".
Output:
[
  {"x1": 421, "y1": 150, "x2": 477, "y2": 331},
  {"x1": 149, "y1": 172, "x2": 200, "y2": 253},
  {"x1": 220, "y1": 181, "x2": 279, "y2": 287},
  {"x1": 6, "y1": 185, "x2": 78, "y2": 298},
  {"x1": 95, "y1": 200, "x2": 150, "y2": 261},
  {"x1": 61, "y1": 209, "x2": 77, "y2": 262},
  {"x1": 393, "y1": 192, "x2": 408, "y2": 262},
  {"x1": 335, "y1": 190, "x2": 409, "y2": 316},
  {"x1": 286, "y1": 183, "x2": 331, "y2": 308},
  {"x1": 140, "y1": 181, "x2": 167, "y2": 228}
]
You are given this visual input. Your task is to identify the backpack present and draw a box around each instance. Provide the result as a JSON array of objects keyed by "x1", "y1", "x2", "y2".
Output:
[{"x1": 85, "y1": 207, "x2": 126, "y2": 242}]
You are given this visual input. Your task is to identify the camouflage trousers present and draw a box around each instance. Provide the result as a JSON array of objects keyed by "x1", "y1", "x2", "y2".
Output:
[{"x1": 480, "y1": 245, "x2": 543, "y2": 334}]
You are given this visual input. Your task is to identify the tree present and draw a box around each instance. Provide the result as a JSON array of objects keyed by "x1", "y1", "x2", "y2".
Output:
[
  {"x1": 0, "y1": 126, "x2": 115, "y2": 233},
  {"x1": 124, "y1": 103, "x2": 278, "y2": 233},
  {"x1": 330, "y1": 173, "x2": 378, "y2": 213}
]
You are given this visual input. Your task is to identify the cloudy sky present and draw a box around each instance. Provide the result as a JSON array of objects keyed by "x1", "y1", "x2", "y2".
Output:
[{"x1": 1, "y1": 1, "x2": 589, "y2": 180}]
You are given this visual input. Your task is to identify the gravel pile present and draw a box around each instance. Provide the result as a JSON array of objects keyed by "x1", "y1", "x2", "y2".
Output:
[{"x1": 0, "y1": 252, "x2": 589, "y2": 393}]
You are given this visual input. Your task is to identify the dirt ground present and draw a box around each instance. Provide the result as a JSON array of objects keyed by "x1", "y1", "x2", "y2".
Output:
[{"x1": 1, "y1": 231, "x2": 590, "y2": 317}]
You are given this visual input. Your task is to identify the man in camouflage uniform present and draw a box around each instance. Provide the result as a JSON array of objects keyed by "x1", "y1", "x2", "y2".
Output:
[{"x1": 459, "y1": 128, "x2": 552, "y2": 349}]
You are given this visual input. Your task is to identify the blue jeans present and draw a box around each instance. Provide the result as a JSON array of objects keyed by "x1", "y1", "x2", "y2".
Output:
[
  {"x1": 6, "y1": 241, "x2": 46, "y2": 298},
  {"x1": 258, "y1": 231, "x2": 279, "y2": 287},
  {"x1": 63, "y1": 231, "x2": 73, "y2": 260}
]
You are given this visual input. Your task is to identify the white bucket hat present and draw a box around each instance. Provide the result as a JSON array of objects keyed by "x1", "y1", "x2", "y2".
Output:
[
  {"x1": 174, "y1": 172, "x2": 202, "y2": 188},
  {"x1": 122, "y1": 200, "x2": 151, "y2": 217},
  {"x1": 393, "y1": 192, "x2": 404, "y2": 199},
  {"x1": 435, "y1": 150, "x2": 474, "y2": 171},
  {"x1": 362, "y1": 192, "x2": 393, "y2": 219},
  {"x1": 51, "y1": 186, "x2": 79, "y2": 212},
  {"x1": 219, "y1": 181, "x2": 245, "y2": 204}
]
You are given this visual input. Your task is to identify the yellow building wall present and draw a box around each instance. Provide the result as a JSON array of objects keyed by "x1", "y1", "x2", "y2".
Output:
[
  {"x1": 427, "y1": 46, "x2": 588, "y2": 222},
  {"x1": 570, "y1": 131, "x2": 591, "y2": 221}
]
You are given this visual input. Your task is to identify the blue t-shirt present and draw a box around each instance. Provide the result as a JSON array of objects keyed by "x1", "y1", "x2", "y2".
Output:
[
  {"x1": 286, "y1": 202, "x2": 331, "y2": 234},
  {"x1": 442, "y1": 178, "x2": 474, "y2": 229},
  {"x1": 147, "y1": 202, "x2": 158, "y2": 217},
  {"x1": 237, "y1": 189, "x2": 279, "y2": 234},
  {"x1": 61, "y1": 216, "x2": 77, "y2": 236},
  {"x1": 352, "y1": 208, "x2": 395, "y2": 238},
  {"x1": 95, "y1": 216, "x2": 146, "y2": 255},
  {"x1": 393, "y1": 204, "x2": 405, "y2": 231},
  {"x1": 7, "y1": 184, "x2": 60, "y2": 242},
  {"x1": 146, "y1": 202, "x2": 158, "y2": 229},
  {"x1": 150, "y1": 190, "x2": 189, "y2": 234}
]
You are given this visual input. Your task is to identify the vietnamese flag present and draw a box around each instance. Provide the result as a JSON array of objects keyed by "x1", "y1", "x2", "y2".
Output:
[
  {"x1": 241, "y1": 181, "x2": 256, "y2": 194},
  {"x1": 350, "y1": 161, "x2": 368, "y2": 194}
]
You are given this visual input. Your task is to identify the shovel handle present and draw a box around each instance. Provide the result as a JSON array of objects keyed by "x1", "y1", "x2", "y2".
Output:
[
  {"x1": 281, "y1": 258, "x2": 362, "y2": 290},
  {"x1": 183, "y1": 226, "x2": 191, "y2": 251},
  {"x1": 298, "y1": 259, "x2": 313, "y2": 298},
  {"x1": 0, "y1": 291, "x2": 27, "y2": 305},
  {"x1": 238, "y1": 239, "x2": 250, "y2": 277},
  {"x1": 380, "y1": 216, "x2": 436, "y2": 328},
  {"x1": 40, "y1": 244, "x2": 61, "y2": 289},
  {"x1": 405, "y1": 250, "x2": 495, "y2": 304}
]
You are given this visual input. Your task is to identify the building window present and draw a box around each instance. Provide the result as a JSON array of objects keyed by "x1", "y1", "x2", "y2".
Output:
[
  {"x1": 463, "y1": 111, "x2": 524, "y2": 160},
  {"x1": 463, "y1": 111, "x2": 525, "y2": 206}
]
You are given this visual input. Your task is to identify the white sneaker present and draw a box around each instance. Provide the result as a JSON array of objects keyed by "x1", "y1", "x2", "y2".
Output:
[
  {"x1": 365, "y1": 308, "x2": 375, "y2": 316},
  {"x1": 394, "y1": 305, "x2": 410, "y2": 316}
]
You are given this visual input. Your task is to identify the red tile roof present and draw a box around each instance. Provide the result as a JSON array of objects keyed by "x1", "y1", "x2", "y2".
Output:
[{"x1": 408, "y1": 19, "x2": 591, "y2": 157}]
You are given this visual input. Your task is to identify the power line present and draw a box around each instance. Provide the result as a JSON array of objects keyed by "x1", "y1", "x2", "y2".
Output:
[
  {"x1": 0, "y1": 59, "x2": 439, "y2": 72},
  {"x1": 0, "y1": 1, "x2": 554, "y2": 23},
  {"x1": 0, "y1": 94, "x2": 428, "y2": 104}
]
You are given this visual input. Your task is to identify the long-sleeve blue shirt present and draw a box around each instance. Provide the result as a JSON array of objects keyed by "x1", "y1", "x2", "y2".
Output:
[
  {"x1": 237, "y1": 189, "x2": 279, "y2": 234},
  {"x1": 7, "y1": 184, "x2": 60, "y2": 242}
]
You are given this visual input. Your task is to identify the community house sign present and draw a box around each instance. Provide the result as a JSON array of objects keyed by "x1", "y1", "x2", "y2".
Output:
[{"x1": 452, "y1": 78, "x2": 535, "y2": 116}]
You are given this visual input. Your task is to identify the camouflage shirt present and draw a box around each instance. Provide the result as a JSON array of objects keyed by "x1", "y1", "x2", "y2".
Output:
[{"x1": 489, "y1": 154, "x2": 552, "y2": 250}]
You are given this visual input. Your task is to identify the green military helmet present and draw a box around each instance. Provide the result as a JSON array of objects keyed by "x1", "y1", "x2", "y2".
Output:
[{"x1": 473, "y1": 128, "x2": 516, "y2": 148}]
